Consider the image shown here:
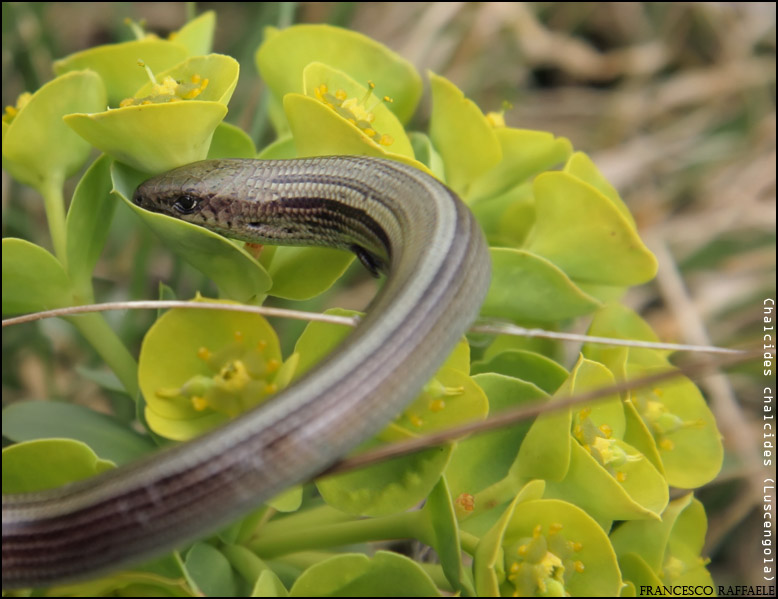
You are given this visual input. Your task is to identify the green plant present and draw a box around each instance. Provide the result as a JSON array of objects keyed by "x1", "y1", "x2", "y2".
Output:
[{"x1": 2, "y1": 12, "x2": 725, "y2": 597}]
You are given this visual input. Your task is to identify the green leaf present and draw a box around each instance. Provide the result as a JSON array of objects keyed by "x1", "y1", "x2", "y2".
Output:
[
  {"x1": 544, "y1": 439, "x2": 667, "y2": 523},
  {"x1": 584, "y1": 304, "x2": 670, "y2": 370},
  {"x1": 446, "y1": 374, "x2": 546, "y2": 500},
  {"x1": 171, "y1": 10, "x2": 216, "y2": 56},
  {"x1": 112, "y1": 162, "x2": 272, "y2": 302},
  {"x1": 622, "y1": 397, "x2": 665, "y2": 477},
  {"x1": 2, "y1": 70, "x2": 106, "y2": 189},
  {"x1": 64, "y1": 55, "x2": 238, "y2": 174},
  {"x1": 514, "y1": 391, "x2": 572, "y2": 482},
  {"x1": 423, "y1": 477, "x2": 476, "y2": 596},
  {"x1": 184, "y1": 543, "x2": 239, "y2": 597},
  {"x1": 618, "y1": 553, "x2": 663, "y2": 591},
  {"x1": 564, "y1": 152, "x2": 634, "y2": 228},
  {"x1": 629, "y1": 365, "x2": 723, "y2": 489},
  {"x1": 500, "y1": 499, "x2": 623, "y2": 597},
  {"x1": 428, "y1": 72, "x2": 501, "y2": 195},
  {"x1": 267, "y1": 486, "x2": 303, "y2": 513},
  {"x1": 132, "y1": 54, "x2": 239, "y2": 105},
  {"x1": 289, "y1": 551, "x2": 441, "y2": 597},
  {"x1": 388, "y1": 367, "x2": 488, "y2": 441},
  {"x1": 472, "y1": 483, "x2": 546, "y2": 596},
  {"x1": 302, "y1": 62, "x2": 415, "y2": 159},
  {"x1": 66, "y1": 154, "x2": 115, "y2": 293},
  {"x1": 2, "y1": 439, "x2": 114, "y2": 493},
  {"x1": 610, "y1": 494, "x2": 715, "y2": 588},
  {"x1": 468, "y1": 128, "x2": 573, "y2": 201},
  {"x1": 1, "y1": 238, "x2": 72, "y2": 315},
  {"x1": 408, "y1": 132, "x2": 445, "y2": 180},
  {"x1": 252, "y1": 569, "x2": 289, "y2": 597},
  {"x1": 76, "y1": 365, "x2": 127, "y2": 394},
  {"x1": 542, "y1": 358, "x2": 668, "y2": 522},
  {"x1": 482, "y1": 248, "x2": 601, "y2": 322},
  {"x1": 138, "y1": 299, "x2": 283, "y2": 441},
  {"x1": 668, "y1": 496, "x2": 707, "y2": 562},
  {"x1": 257, "y1": 136, "x2": 297, "y2": 160},
  {"x1": 54, "y1": 39, "x2": 188, "y2": 106},
  {"x1": 528, "y1": 172, "x2": 658, "y2": 285},
  {"x1": 482, "y1": 327, "x2": 561, "y2": 365},
  {"x1": 292, "y1": 307, "x2": 355, "y2": 378},
  {"x1": 256, "y1": 24, "x2": 422, "y2": 124},
  {"x1": 471, "y1": 350, "x2": 568, "y2": 394},
  {"x1": 442, "y1": 338, "x2": 471, "y2": 374},
  {"x1": 282, "y1": 93, "x2": 429, "y2": 173},
  {"x1": 471, "y1": 182, "x2": 535, "y2": 248},
  {"x1": 611, "y1": 493, "x2": 694, "y2": 571},
  {"x1": 268, "y1": 247, "x2": 354, "y2": 300},
  {"x1": 2, "y1": 400, "x2": 155, "y2": 465},
  {"x1": 209, "y1": 122, "x2": 258, "y2": 160},
  {"x1": 67, "y1": 101, "x2": 227, "y2": 174},
  {"x1": 317, "y1": 445, "x2": 452, "y2": 517}
]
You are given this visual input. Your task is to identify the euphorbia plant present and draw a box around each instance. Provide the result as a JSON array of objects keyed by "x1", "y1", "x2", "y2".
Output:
[{"x1": 2, "y1": 11, "x2": 723, "y2": 597}]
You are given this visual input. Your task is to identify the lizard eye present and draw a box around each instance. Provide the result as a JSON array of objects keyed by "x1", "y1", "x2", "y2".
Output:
[{"x1": 173, "y1": 195, "x2": 199, "y2": 214}]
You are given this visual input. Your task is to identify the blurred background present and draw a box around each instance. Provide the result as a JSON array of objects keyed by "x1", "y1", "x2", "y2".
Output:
[{"x1": 3, "y1": 2, "x2": 776, "y2": 590}]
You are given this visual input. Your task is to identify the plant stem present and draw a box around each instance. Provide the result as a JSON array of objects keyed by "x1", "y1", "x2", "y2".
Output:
[
  {"x1": 249, "y1": 510, "x2": 426, "y2": 558},
  {"x1": 221, "y1": 544, "x2": 269, "y2": 583},
  {"x1": 257, "y1": 504, "x2": 354, "y2": 539},
  {"x1": 67, "y1": 312, "x2": 139, "y2": 398},
  {"x1": 40, "y1": 174, "x2": 68, "y2": 270},
  {"x1": 460, "y1": 531, "x2": 480, "y2": 556},
  {"x1": 471, "y1": 475, "x2": 521, "y2": 520}
]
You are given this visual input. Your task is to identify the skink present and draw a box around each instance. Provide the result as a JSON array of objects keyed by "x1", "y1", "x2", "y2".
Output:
[{"x1": 2, "y1": 156, "x2": 491, "y2": 588}]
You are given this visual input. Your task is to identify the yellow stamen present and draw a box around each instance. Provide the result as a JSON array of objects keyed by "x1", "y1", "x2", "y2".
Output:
[
  {"x1": 486, "y1": 111, "x2": 505, "y2": 128},
  {"x1": 429, "y1": 398, "x2": 446, "y2": 412},
  {"x1": 574, "y1": 561, "x2": 585, "y2": 573},
  {"x1": 408, "y1": 413, "x2": 424, "y2": 428},
  {"x1": 191, "y1": 396, "x2": 209, "y2": 411},
  {"x1": 455, "y1": 493, "x2": 475, "y2": 512}
]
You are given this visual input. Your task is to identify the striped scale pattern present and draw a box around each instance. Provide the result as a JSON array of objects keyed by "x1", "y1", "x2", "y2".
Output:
[{"x1": 2, "y1": 157, "x2": 491, "y2": 588}]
